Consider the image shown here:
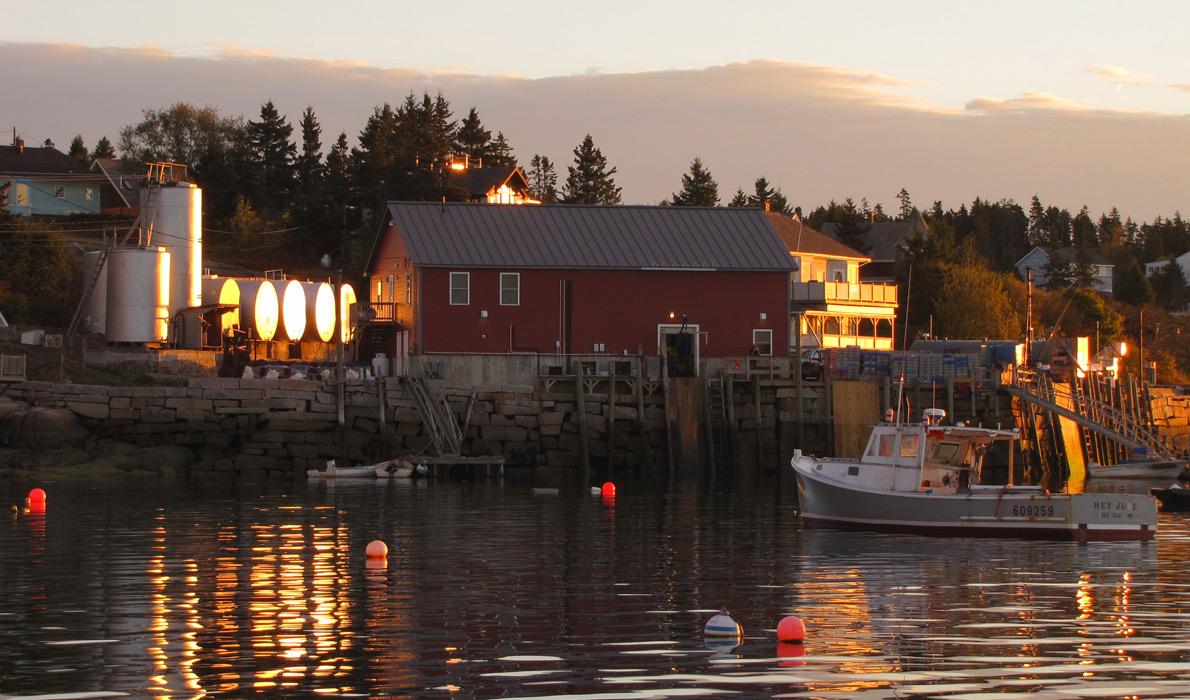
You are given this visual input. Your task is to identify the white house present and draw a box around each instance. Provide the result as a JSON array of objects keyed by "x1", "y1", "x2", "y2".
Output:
[
  {"x1": 1015, "y1": 246, "x2": 1114, "y2": 295},
  {"x1": 1144, "y1": 251, "x2": 1190, "y2": 279}
]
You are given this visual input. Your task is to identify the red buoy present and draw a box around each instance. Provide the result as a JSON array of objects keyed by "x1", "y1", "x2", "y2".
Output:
[
  {"x1": 601, "y1": 482, "x2": 616, "y2": 498},
  {"x1": 365, "y1": 540, "x2": 388, "y2": 559},
  {"x1": 777, "y1": 615, "x2": 806, "y2": 642},
  {"x1": 26, "y1": 488, "x2": 46, "y2": 507}
]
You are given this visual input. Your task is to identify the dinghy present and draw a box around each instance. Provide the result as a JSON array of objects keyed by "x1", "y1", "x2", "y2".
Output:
[
  {"x1": 1087, "y1": 459, "x2": 1186, "y2": 480},
  {"x1": 307, "y1": 459, "x2": 380, "y2": 479}
]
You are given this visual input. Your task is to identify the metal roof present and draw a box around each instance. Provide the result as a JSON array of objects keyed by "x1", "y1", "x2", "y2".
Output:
[
  {"x1": 0, "y1": 145, "x2": 90, "y2": 175},
  {"x1": 384, "y1": 202, "x2": 796, "y2": 271}
]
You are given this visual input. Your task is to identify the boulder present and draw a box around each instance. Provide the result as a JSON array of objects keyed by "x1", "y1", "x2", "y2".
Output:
[{"x1": 2, "y1": 407, "x2": 91, "y2": 449}]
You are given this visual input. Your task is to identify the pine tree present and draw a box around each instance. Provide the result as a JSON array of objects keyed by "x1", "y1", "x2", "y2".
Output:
[
  {"x1": 748, "y1": 177, "x2": 776, "y2": 208},
  {"x1": 561, "y1": 134, "x2": 621, "y2": 205},
  {"x1": 1027, "y1": 195, "x2": 1045, "y2": 246},
  {"x1": 1115, "y1": 257, "x2": 1155, "y2": 304},
  {"x1": 727, "y1": 189, "x2": 750, "y2": 207},
  {"x1": 486, "y1": 131, "x2": 516, "y2": 168},
  {"x1": 670, "y1": 157, "x2": 719, "y2": 206},
  {"x1": 1151, "y1": 260, "x2": 1188, "y2": 312},
  {"x1": 768, "y1": 190, "x2": 794, "y2": 216},
  {"x1": 829, "y1": 198, "x2": 872, "y2": 253},
  {"x1": 455, "y1": 107, "x2": 491, "y2": 163},
  {"x1": 90, "y1": 136, "x2": 116, "y2": 160},
  {"x1": 896, "y1": 188, "x2": 913, "y2": 220},
  {"x1": 292, "y1": 107, "x2": 327, "y2": 240},
  {"x1": 525, "y1": 155, "x2": 558, "y2": 203},
  {"x1": 246, "y1": 100, "x2": 297, "y2": 212},
  {"x1": 68, "y1": 135, "x2": 89, "y2": 165}
]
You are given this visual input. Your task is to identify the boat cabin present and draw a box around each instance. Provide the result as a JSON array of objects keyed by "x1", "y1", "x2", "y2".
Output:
[{"x1": 859, "y1": 420, "x2": 1019, "y2": 494}]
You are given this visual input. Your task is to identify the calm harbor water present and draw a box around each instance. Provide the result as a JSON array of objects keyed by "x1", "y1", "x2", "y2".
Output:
[{"x1": 1, "y1": 474, "x2": 1189, "y2": 699}]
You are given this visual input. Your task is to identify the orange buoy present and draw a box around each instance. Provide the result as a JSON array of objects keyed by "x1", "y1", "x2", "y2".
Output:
[
  {"x1": 601, "y1": 482, "x2": 616, "y2": 498},
  {"x1": 777, "y1": 615, "x2": 806, "y2": 642},
  {"x1": 365, "y1": 540, "x2": 388, "y2": 559},
  {"x1": 26, "y1": 488, "x2": 46, "y2": 507}
]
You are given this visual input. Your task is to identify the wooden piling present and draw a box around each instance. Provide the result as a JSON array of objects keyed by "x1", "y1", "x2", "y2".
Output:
[
  {"x1": 608, "y1": 374, "x2": 617, "y2": 480},
  {"x1": 576, "y1": 374, "x2": 590, "y2": 481}
]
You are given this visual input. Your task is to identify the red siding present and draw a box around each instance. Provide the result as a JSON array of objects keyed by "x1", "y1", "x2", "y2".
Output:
[
  {"x1": 416, "y1": 267, "x2": 788, "y2": 357},
  {"x1": 367, "y1": 223, "x2": 417, "y2": 334}
]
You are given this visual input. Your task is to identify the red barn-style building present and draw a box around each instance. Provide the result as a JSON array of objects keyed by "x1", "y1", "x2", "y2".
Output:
[{"x1": 365, "y1": 202, "x2": 795, "y2": 372}]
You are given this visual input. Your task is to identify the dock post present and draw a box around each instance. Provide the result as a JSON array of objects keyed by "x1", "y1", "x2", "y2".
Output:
[
  {"x1": 609, "y1": 373, "x2": 617, "y2": 481},
  {"x1": 725, "y1": 376, "x2": 736, "y2": 457},
  {"x1": 795, "y1": 322, "x2": 804, "y2": 449},
  {"x1": 576, "y1": 374, "x2": 590, "y2": 483},
  {"x1": 753, "y1": 378, "x2": 763, "y2": 467}
]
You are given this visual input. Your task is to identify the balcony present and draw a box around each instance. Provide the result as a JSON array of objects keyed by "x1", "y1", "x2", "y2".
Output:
[{"x1": 792, "y1": 281, "x2": 898, "y2": 306}]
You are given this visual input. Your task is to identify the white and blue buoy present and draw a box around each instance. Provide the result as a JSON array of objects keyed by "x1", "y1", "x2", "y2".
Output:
[{"x1": 704, "y1": 611, "x2": 743, "y2": 638}]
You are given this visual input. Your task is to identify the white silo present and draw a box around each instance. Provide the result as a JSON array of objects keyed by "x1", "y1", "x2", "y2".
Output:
[
  {"x1": 339, "y1": 283, "x2": 358, "y2": 343},
  {"x1": 140, "y1": 183, "x2": 202, "y2": 318},
  {"x1": 303, "y1": 282, "x2": 336, "y2": 342},
  {"x1": 105, "y1": 247, "x2": 171, "y2": 344},
  {"x1": 80, "y1": 250, "x2": 109, "y2": 335}
]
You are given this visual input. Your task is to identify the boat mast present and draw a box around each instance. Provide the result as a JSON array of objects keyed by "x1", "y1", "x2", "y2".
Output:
[{"x1": 895, "y1": 264, "x2": 912, "y2": 424}]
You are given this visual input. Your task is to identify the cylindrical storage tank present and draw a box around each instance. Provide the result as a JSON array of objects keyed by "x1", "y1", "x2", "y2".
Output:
[
  {"x1": 278, "y1": 280, "x2": 307, "y2": 342},
  {"x1": 105, "y1": 247, "x2": 171, "y2": 343},
  {"x1": 304, "y1": 282, "x2": 336, "y2": 342},
  {"x1": 236, "y1": 279, "x2": 280, "y2": 341},
  {"x1": 80, "y1": 250, "x2": 109, "y2": 334},
  {"x1": 339, "y1": 283, "x2": 358, "y2": 343},
  {"x1": 140, "y1": 183, "x2": 202, "y2": 317},
  {"x1": 201, "y1": 276, "x2": 241, "y2": 335}
]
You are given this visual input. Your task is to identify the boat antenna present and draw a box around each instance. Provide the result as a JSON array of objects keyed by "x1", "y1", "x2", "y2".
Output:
[{"x1": 895, "y1": 264, "x2": 912, "y2": 424}]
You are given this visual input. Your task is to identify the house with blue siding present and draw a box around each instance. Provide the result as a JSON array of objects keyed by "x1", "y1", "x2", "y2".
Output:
[{"x1": 1, "y1": 139, "x2": 100, "y2": 216}]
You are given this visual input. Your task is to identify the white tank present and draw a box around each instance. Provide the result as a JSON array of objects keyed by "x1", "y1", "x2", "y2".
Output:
[
  {"x1": 236, "y1": 279, "x2": 280, "y2": 341},
  {"x1": 278, "y1": 279, "x2": 307, "y2": 341},
  {"x1": 201, "y1": 276, "x2": 241, "y2": 335},
  {"x1": 339, "y1": 283, "x2": 358, "y2": 343},
  {"x1": 105, "y1": 247, "x2": 170, "y2": 343},
  {"x1": 140, "y1": 183, "x2": 202, "y2": 317},
  {"x1": 80, "y1": 250, "x2": 109, "y2": 335},
  {"x1": 304, "y1": 282, "x2": 336, "y2": 342}
]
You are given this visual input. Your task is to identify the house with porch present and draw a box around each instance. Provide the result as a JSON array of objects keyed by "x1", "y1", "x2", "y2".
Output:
[
  {"x1": 1, "y1": 138, "x2": 99, "y2": 216},
  {"x1": 364, "y1": 203, "x2": 796, "y2": 374},
  {"x1": 769, "y1": 214, "x2": 899, "y2": 350},
  {"x1": 447, "y1": 159, "x2": 536, "y2": 204}
]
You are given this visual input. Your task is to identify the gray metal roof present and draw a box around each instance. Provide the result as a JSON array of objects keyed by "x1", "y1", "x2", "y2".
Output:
[{"x1": 385, "y1": 202, "x2": 796, "y2": 271}]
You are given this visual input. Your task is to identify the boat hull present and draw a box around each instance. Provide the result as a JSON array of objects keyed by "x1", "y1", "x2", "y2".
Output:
[
  {"x1": 1088, "y1": 460, "x2": 1186, "y2": 480},
  {"x1": 795, "y1": 461, "x2": 1157, "y2": 541}
]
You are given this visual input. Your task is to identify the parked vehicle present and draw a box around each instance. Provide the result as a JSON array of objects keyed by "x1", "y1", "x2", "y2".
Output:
[{"x1": 801, "y1": 349, "x2": 824, "y2": 380}]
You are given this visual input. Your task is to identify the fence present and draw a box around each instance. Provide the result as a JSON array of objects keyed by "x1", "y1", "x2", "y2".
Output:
[{"x1": 0, "y1": 354, "x2": 27, "y2": 382}]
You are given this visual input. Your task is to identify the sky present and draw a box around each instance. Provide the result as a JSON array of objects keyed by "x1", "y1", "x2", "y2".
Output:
[{"x1": 3, "y1": 1, "x2": 1188, "y2": 219}]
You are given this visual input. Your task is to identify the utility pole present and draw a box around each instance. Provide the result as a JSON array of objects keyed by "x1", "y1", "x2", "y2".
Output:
[
  {"x1": 1137, "y1": 306, "x2": 1144, "y2": 387},
  {"x1": 1025, "y1": 269, "x2": 1033, "y2": 366}
]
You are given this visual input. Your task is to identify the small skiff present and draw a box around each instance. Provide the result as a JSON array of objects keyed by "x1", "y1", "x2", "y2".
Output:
[
  {"x1": 374, "y1": 459, "x2": 427, "y2": 478},
  {"x1": 307, "y1": 459, "x2": 381, "y2": 479},
  {"x1": 1088, "y1": 459, "x2": 1186, "y2": 480},
  {"x1": 1150, "y1": 485, "x2": 1190, "y2": 512}
]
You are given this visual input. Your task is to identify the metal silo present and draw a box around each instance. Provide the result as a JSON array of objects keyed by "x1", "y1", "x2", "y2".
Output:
[
  {"x1": 339, "y1": 283, "x2": 358, "y2": 343},
  {"x1": 236, "y1": 279, "x2": 280, "y2": 341},
  {"x1": 80, "y1": 250, "x2": 109, "y2": 335},
  {"x1": 278, "y1": 279, "x2": 307, "y2": 341},
  {"x1": 140, "y1": 183, "x2": 202, "y2": 317},
  {"x1": 303, "y1": 282, "x2": 336, "y2": 342},
  {"x1": 201, "y1": 276, "x2": 241, "y2": 335},
  {"x1": 105, "y1": 247, "x2": 171, "y2": 344}
]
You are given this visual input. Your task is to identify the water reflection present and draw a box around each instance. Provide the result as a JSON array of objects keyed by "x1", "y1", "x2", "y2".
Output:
[{"x1": 0, "y1": 479, "x2": 1187, "y2": 698}]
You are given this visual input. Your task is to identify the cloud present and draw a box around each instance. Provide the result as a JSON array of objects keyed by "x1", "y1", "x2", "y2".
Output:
[
  {"x1": 965, "y1": 92, "x2": 1088, "y2": 113},
  {"x1": 1171, "y1": 83, "x2": 1190, "y2": 93},
  {"x1": 1091, "y1": 64, "x2": 1153, "y2": 86},
  {"x1": 1, "y1": 42, "x2": 1186, "y2": 219}
]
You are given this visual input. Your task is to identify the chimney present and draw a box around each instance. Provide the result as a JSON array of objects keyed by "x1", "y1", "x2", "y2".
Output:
[
  {"x1": 11, "y1": 127, "x2": 23, "y2": 154},
  {"x1": 763, "y1": 201, "x2": 771, "y2": 213}
]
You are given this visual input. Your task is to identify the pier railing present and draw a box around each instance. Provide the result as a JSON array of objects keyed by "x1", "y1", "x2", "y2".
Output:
[{"x1": 1007, "y1": 367, "x2": 1180, "y2": 461}]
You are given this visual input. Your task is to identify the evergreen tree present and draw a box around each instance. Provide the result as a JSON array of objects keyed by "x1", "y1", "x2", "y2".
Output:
[
  {"x1": 1098, "y1": 207, "x2": 1125, "y2": 249},
  {"x1": 727, "y1": 189, "x2": 749, "y2": 207},
  {"x1": 561, "y1": 134, "x2": 621, "y2": 205},
  {"x1": 1071, "y1": 206, "x2": 1097, "y2": 250},
  {"x1": 42, "y1": 138, "x2": 55, "y2": 148},
  {"x1": 896, "y1": 188, "x2": 913, "y2": 220},
  {"x1": 292, "y1": 107, "x2": 327, "y2": 242},
  {"x1": 525, "y1": 155, "x2": 558, "y2": 203},
  {"x1": 828, "y1": 198, "x2": 872, "y2": 253},
  {"x1": 486, "y1": 131, "x2": 516, "y2": 168},
  {"x1": 1151, "y1": 260, "x2": 1188, "y2": 312},
  {"x1": 67, "y1": 135, "x2": 88, "y2": 165},
  {"x1": 1027, "y1": 195, "x2": 1045, "y2": 245},
  {"x1": 455, "y1": 107, "x2": 491, "y2": 163},
  {"x1": 1115, "y1": 257, "x2": 1155, "y2": 305},
  {"x1": 669, "y1": 157, "x2": 719, "y2": 206},
  {"x1": 872, "y1": 202, "x2": 888, "y2": 222},
  {"x1": 245, "y1": 100, "x2": 297, "y2": 213},
  {"x1": 748, "y1": 177, "x2": 776, "y2": 208},
  {"x1": 90, "y1": 136, "x2": 116, "y2": 160},
  {"x1": 768, "y1": 190, "x2": 794, "y2": 217}
]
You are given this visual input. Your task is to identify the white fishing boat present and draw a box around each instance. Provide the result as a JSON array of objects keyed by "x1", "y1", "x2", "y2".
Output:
[
  {"x1": 307, "y1": 459, "x2": 381, "y2": 479},
  {"x1": 1087, "y1": 459, "x2": 1185, "y2": 480},
  {"x1": 790, "y1": 410, "x2": 1157, "y2": 541}
]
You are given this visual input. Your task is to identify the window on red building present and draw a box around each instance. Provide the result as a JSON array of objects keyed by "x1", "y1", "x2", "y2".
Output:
[
  {"x1": 753, "y1": 329, "x2": 773, "y2": 356},
  {"x1": 450, "y1": 272, "x2": 470, "y2": 305},
  {"x1": 500, "y1": 273, "x2": 520, "y2": 306}
]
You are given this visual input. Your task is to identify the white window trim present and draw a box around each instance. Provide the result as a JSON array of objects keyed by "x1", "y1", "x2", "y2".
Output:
[
  {"x1": 500, "y1": 272, "x2": 520, "y2": 306},
  {"x1": 449, "y1": 272, "x2": 470, "y2": 306},
  {"x1": 753, "y1": 328, "x2": 773, "y2": 356}
]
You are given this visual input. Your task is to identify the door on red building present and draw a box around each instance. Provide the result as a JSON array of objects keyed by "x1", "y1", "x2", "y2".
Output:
[{"x1": 659, "y1": 324, "x2": 699, "y2": 377}]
